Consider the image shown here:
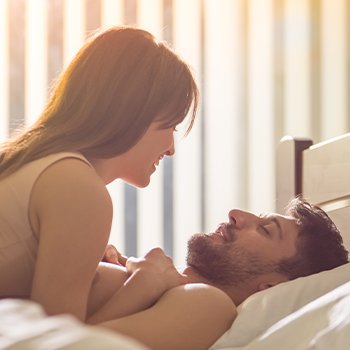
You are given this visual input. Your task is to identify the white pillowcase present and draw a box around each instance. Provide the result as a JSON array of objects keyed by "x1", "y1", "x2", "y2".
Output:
[
  {"x1": 213, "y1": 280, "x2": 350, "y2": 350},
  {"x1": 211, "y1": 262, "x2": 350, "y2": 349}
]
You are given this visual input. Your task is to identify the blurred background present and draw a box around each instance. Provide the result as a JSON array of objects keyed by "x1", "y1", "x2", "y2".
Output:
[{"x1": 1, "y1": 0, "x2": 349, "y2": 265}]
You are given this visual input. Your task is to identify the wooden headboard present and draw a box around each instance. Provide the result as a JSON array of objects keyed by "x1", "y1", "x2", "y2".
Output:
[{"x1": 276, "y1": 134, "x2": 350, "y2": 251}]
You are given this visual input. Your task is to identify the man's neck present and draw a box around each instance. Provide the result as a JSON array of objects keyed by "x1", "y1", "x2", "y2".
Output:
[
  {"x1": 180, "y1": 266, "x2": 210, "y2": 283},
  {"x1": 179, "y1": 266, "x2": 256, "y2": 306}
]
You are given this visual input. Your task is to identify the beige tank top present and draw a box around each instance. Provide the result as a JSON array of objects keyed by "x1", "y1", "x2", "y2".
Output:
[{"x1": 0, "y1": 152, "x2": 92, "y2": 298}]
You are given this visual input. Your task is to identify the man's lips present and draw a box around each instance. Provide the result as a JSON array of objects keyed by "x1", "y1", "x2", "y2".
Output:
[{"x1": 210, "y1": 224, "x2": 228, "y2": 242}]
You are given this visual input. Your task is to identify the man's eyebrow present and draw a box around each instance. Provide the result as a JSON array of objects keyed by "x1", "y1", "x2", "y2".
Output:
[
  {"x1": 260, "y1": 213, "x2": 284, "y2": 239},
  {"x1": 270, "y1": 215, "x2": 283, "y2": 240}
]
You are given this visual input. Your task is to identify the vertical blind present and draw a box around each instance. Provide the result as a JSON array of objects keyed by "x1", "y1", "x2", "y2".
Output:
[{"x1": 1, "y1": 0, "x2": 349, "y2": 265}]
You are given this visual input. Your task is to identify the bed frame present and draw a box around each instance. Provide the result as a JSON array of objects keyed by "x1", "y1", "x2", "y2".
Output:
[{"x1": 276, "y1": 133, "x2": 350, "y2": 251}]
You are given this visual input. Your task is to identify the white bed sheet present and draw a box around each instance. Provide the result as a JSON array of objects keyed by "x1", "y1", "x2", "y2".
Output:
[
  {"x1": 0, "y1": 299, "x2": 150, "y2": 350},
  {"x1": 2, "y1": 264, "x2": 350, "y2": 350}
]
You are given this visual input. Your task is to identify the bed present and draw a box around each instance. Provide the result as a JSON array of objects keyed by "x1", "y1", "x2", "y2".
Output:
[
  {"x1": 1, "y1": 134, "x2": 350, "y2": 350},
  {"x1": 0, "y1": 298, "x2": 151, "y2": 350},
  {"x1": 210, "y1": 133, "x2": 350, "y2": 349}
]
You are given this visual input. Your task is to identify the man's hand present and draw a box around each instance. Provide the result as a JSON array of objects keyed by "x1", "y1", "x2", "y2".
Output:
[
  {"x1": 102, "y1": 244, "x2": 128, "y2": 266},
  {"x1": 126, "y1": 247, "x2": 188, "y2": 295}
]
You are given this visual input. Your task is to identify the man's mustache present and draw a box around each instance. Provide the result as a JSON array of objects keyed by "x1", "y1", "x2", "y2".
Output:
[{"x1": 214, "y1": 223, "x2": 236, "y2": 242}]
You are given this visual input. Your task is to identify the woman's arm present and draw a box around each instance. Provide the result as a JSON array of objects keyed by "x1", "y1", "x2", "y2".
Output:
[
  {"x1": 30, "y1": 160, "x2": 186, "y2": 323},
  {"x1": 29, "y1": 158, "x2": 113, "y2": 321},
  {"x1": 86, "y1": 262, "x2": 129, "y2": 318},
  {"x1": 86, "y1": 247, "x2": 187, "y2": 324},
  {"x1": 98, "y1": 283, "x2": 237, "y2": 350}
]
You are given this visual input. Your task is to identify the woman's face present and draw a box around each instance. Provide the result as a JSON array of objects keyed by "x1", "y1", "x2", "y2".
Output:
[{"x1": 115, "y1": 121, "x2": 176, "y2": 188}]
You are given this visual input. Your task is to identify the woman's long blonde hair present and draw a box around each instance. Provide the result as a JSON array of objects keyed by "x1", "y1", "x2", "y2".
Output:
[{"x1": 0, "y1": 26, "x2": 199, "y2": 180}]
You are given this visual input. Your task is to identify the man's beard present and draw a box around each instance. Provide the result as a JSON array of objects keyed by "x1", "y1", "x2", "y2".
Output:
[{"x1": 186, "y1": 233, "x2": 278, "y2": 287}]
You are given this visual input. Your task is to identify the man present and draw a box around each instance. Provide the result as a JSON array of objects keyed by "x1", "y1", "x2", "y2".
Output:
[
  {"x1": 184, "y1": 196, "x2": 349, "y2": 305},
  {"x1": 90, "y1": 198, "x2": 350, "y2": 350}
]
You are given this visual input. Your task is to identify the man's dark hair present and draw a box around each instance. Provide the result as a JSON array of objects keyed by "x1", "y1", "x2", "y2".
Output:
[{"x1": 278, "y1": 197, "x2": 349, "y2": 280}]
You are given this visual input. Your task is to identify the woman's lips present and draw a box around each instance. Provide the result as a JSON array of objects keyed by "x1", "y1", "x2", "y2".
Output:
[{"x1": 154, "y1": 154, "x2": 165, "y2": 167}]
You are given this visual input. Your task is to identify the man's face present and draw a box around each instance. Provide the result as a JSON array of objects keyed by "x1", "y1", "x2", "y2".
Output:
[{"x1": 186, "y1": 209, "x2": 299, "y2": 287}]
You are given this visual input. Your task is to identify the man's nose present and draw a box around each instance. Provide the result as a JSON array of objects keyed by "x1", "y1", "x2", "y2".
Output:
[{"x1": 228, "y1": 209, "x2": 256, "y2": 229}]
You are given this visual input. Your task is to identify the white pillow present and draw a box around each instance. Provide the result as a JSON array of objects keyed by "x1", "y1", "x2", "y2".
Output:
[
  {"x1": 213, "y1": 280, "x2": 350, "y2": 350},
  {"x1": 211, "y1": 262, "x2": 350, "y2": 349}
]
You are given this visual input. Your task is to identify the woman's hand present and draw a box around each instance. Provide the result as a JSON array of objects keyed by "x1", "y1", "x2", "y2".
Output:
[
  {"x1": 126, "y1": 247, "x2": 188, "y2": 296},
  {"x1": 102, "y1": 244, "x2": 128, "y2": 266},
  {"x1": 87, "y1": 247, "x2": 188, "y2": 324}
]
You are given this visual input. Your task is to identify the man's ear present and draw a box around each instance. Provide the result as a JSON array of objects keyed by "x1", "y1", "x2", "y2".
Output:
[
  {"x1": 258, "y1": 281, "x2": 281, "y2": 291},
  {"x1": 258, "y1": 273, "x2": 291, "y2": 291}
]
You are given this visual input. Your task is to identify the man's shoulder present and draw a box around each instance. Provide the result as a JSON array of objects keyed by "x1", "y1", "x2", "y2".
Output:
[
  {"x1": 152, "y1": 283, "x2": 237, "y2": 348},
  {"x1": 161, "y1": 283, "x2": 237, "y2": 312}
]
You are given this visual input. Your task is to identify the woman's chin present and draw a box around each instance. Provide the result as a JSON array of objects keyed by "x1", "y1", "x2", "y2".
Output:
[{"x1": 125, "y1": 177, "x2": 151, "y2": 189}]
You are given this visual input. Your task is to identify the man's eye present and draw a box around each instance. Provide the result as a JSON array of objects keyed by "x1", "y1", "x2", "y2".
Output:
[
  {"x1": 259, "y1": 226, "x2": 270, "y2": 237},
  {"x1": 263, "y1": 227, "x2": 270, "y2": 236}
]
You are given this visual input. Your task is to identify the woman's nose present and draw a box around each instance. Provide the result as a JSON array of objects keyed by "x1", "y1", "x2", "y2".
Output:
[{"x1": 165, "y1": 140, "x2": 175, "y2": 157}]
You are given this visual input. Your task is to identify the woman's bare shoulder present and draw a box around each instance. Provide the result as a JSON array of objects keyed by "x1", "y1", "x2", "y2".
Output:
[
  {"x1": 34, "y1": 156, "x2": 106, "y2": 191},
  {"x1": 30, "y1": 156, "x2": 112, "y2": 237},
  {"x1": 29, "y1": 158, "x2": 113, "y2": 320}
]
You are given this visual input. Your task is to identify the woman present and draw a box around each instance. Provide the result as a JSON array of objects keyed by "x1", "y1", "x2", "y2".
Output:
[{"x1": 0, "y1": 26, "x2": 199, "y2": 323}]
